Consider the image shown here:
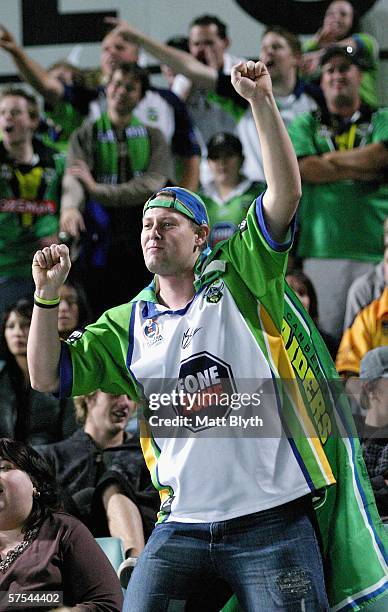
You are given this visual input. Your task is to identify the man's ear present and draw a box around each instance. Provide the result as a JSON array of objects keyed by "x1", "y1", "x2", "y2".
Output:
[
  {"x1": 197, "y1": 225, "x2": 210, "y2": 246},
  {"x1": 222, "y1": 37, "x2": 230, "y2": 51}
]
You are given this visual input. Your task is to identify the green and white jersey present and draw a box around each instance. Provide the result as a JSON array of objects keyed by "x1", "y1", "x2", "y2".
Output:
[
  {"x1": 59, "y1": 194, "x2": 333, "y2": 523},
  {"x1": 59, "y1": 194, "x2": 388, "y2": 609}
]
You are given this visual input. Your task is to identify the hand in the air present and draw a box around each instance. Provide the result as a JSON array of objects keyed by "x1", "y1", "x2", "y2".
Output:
[
  {"x1": 231, "y1": 61, "x2": 272, "y2": 103},
  {"x1": 32, "y1": 244, "x2": 71, "y2": 296}
]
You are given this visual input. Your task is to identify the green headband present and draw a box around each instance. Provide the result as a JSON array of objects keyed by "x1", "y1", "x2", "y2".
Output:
[{"x1": 143, "y1": 198, "x2": 196, "y2": 222}]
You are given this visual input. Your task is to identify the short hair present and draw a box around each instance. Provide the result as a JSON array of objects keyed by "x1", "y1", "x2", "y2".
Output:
[
  {"x1": 0, "y1": 87, "x2": 39, "y2": 120},
  {"x1": 48, "y1": 60, "x2": 85, "y2": 87},
  {"x1": 262, "y1": 26, "x2": 302, "y2": 57},
  {"x1": 190, "y1": 15, "x2": 227, "y2": 40},
  {"x1": 74, "y1": 391, "x2": 98, "y2": 424},
  {"x1": 107, "y1": 62, "x2": 149, "y2": 97},
  {"x1": 0, "y1": 438, "x2": 60, "y2": 532}
]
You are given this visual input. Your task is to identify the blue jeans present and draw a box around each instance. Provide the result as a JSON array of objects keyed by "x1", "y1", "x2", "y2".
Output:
[{"x1": 123, "y1": 496, "x2": 329, "y2": 611}]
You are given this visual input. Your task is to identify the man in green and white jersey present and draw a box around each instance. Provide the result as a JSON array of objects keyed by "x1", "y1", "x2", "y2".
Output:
[{"x1": 27, "y1": 58, "x2": 333, "y2": 611}]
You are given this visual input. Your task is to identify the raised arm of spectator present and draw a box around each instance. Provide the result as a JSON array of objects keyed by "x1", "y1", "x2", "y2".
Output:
[
  {"x1": 105, "y1": 18, "x2": 217, "y2": 90},
  {"x1": 27, "y1": 244, "x2": 71, "y2": 393},
  {"x1": 231, "y1": 61, "x2": 301, "y2": 242},
  {"x1": 0, "y1": 23, "x2": 64, "y2": 106}
]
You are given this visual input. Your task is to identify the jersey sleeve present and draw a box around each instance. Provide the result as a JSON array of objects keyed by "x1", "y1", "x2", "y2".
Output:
[
  {"x1": 58, "y1": 303, "x2": 140, "y2": 400},
  {"x1": 288, "y1": 112, "x2": 318, "y2": 158},
  {"x1": 221, "y1": 193, "x2": 294, "y2": 313},
  {"x1": 371, "y1": 108, "x2": 388, "y2": 143}
]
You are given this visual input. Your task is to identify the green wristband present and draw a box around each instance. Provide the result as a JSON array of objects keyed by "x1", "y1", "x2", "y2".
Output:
[{"x1": 34, "y1": 293, "x2": 60, "y2": 308}]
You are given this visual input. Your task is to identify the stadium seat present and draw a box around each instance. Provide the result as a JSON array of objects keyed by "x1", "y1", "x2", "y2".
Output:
[{"x1": 96, "y1": 536, "x2": 125, "y2": 573}]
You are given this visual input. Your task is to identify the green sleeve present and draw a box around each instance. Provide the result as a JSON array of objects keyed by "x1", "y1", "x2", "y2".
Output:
[
  {"x1": 219, "y1": 196, "x2": 291, "y2": 324},
  {"x1": 288, "y1": 113, "x2": 318, "y2": 158},
  {"x1": 371, "y1": 109, "x2": 388, "y2": 142},
  {"x1": 63, "y1": 303, "x2": 141, "y2": 400}
]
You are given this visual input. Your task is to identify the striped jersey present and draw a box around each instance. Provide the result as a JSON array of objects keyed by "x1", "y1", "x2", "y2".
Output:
[{"x1": 58, "y1": 194, "x2": 388, "y2": 609}]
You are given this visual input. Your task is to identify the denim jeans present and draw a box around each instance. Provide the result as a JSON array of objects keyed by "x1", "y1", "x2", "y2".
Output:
[{"x1": 123, "y1": 496, "x2": 329, "y2": 611}]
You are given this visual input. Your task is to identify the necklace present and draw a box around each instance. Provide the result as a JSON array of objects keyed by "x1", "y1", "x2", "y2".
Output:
[{"x1": 0, "y1": 528, "x2": 39, "y2": 573}]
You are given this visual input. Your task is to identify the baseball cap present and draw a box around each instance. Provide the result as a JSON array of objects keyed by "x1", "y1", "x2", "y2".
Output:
[
  {"x1": 320, "y1": 45, "x2": 362, "y2": 68},
  {"x1": 207, "y1": 132, "x2": 243, "y2": 160},
  {"x1": 143, "y1": 187, "x2": 209, "y2": 226},
  {"x1": 360, "y1": 347, "x2": 388, "y2": 380}
]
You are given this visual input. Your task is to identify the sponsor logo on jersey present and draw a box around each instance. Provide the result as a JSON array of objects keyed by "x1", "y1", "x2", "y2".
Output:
[
  {"x1": 0, "y1": 198, "x2": 57, "y2": 215},
  {"x1": 146, "y1": 107, "x2": 158, "y2": 123},
  {"x1": 160, "y1": 495, "x2": 174, "y2": 514},
  {"x1": 67, "y1": 328, "x2": 85, "y2": 343},
  {"x1": 238, "y1": 218, "x2": 247, "y2": 232},
  {"x1": 143, "y1": 318, "x2": 163, "y2": 346},
  {"x1": 181, "y1": 327, "x2": 201, "y2": 349},
  {"x1": 205, "y1": 280, "x2": 224, "y2": 304},
  {"x1": 174, "y1": 351, "x2": 236, "y2": 431}
]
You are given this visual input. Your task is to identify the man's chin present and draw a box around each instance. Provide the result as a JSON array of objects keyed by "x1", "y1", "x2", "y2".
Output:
[{"x1": 333, "y1": 93, "x2": 353, "y2": 108}]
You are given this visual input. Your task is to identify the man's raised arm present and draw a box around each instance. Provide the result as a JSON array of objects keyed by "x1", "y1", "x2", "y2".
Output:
[
  {"x1": 106, "y1": 18, "x2": 217, "y2": 90},
  {"x1": 231, "y1": 61, "x2": 301, "y2": 242},
  {"x1": 27, "y1": 244, "x2": 71, "y2": 393},
  {"x1": 0, "y1": 23, "x2": 64, "y2": 105}
]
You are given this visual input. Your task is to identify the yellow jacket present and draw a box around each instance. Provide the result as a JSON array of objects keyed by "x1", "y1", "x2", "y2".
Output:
[{"x1": 336, "y1": 286, "x2": 388, "y2": 375}]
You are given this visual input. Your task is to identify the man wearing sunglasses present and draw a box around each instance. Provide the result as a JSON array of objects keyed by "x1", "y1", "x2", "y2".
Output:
[{"x1": 27, "y1": 61, "x2": 334, "y2": 610}]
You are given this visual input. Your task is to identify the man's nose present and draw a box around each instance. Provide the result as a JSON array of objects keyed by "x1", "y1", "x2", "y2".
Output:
[{"x1": 150, "y1": 224, "x2": 162, "y2": 239}]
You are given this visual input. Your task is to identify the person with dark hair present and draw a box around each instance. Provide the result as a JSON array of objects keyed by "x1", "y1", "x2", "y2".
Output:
[
  {"x1": 301, "y1": 0, "x2": 379, "y2": 107},
  {"x1": 0, "y1": 299, "x2": 77, "y2": 445},
  {"x1": 0, "y1": 87, "x2": 63, "y2": 317},
  {"x1": 57, "y1": 279, "x2": 91, "y2": 340},
  {"x1": 60, "y1": 62, "x2": 171, "y2": 315},
  {"x1": 0, "y1": 438, "x2": 123, "y2": 610},
  {"x1": 199, "y1": 132, "x2": 263, "y2": 247}
]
